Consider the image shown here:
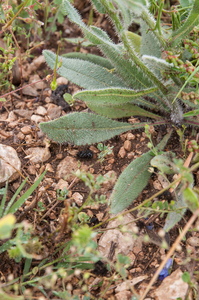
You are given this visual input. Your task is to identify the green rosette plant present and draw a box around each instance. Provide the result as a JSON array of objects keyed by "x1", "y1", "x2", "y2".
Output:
[{"x1": 40, "y1": 0, "x2": 199, "y2": 228}]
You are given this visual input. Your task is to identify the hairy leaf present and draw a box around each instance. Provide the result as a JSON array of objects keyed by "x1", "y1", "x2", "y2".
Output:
[
  {"x1": 43, "y1": 50, "x2": 127, "y2": 89},
  {"x1": 171, "y1": 0, "x2": 199, "y2": 47},
  {"x1": 87, "y1": 102, "x2": 161, "y2": 119},
  {"x1": 62, "y1": 52, "x2": 114, "y2": 70},
  {"x1": 110, "y1": 130, "x2": 173, "y2": 214},
  {"x1": 91, "y1": 0, "x2": 106, "y2": 13},
  {"x1": 126, "y1": 31, "x2": 141, "y2": 54},
  {"x1": 111, "y1": 0, "x2": 133, "y2": 28},
  {"x1": 40, "y1": 112, "x2": 134, "y2": 145},
  {"x1": 74, "y1": 87, "x2": 159, "y2": 104},
  {"x1": 74, "y1": 87, "x2": 161, "y2": 118},
  {"x1": 62, "y1": 0, "x2": 155, "y2": 90},
  {"x1": 142, "y1": 56, "x2": 174, "y2": 72},
  {"x1": 163, "y1": 186, "x2": 187, "y2": 232},
  {"x1": 183, "y1": 187, "x2": 199, "y2": 212},
  {"x1": 64, "y1": 37, "x2": 95, "y2": 47},
  {"x1": 150, "y1": 152, "x2": 177, "y2": 174},
  {"x1": 123, "y1": 0, "x2": 147, "y2": 16}
]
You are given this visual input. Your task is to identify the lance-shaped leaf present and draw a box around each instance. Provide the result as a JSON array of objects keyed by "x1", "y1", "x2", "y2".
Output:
[
  {"x1": 122, "y1": 0, "x2": 147, "y2": 16},
  {"x1": 140, "y1": 19, "x2": 161, "y2": 77},
  {"x1": 163, "y1": 185, "x2": 187, "y2": 232},
  {"x1": 64, "y1": 37, "x2": 95, "y2": 47},
  {"x1": 142, "y1": 56, "x2": 174, "y2": 72},
  {"x1": 126, "y1": 31, "x2": 141, "y2": 54},
  {"x1": 171, "y1": 0, "x2": 199, "y2": 47},
  {"x1": 183, "y1": 187, "x2": 199, "y2": 213},
  {"x1": 140, "y1": 19, "x2": 161, "y2": 59},
  {"x1": 110, "y1": 130, "x2": 173, "y2": 214},
  {"x1": 183, "y1": 109, "x2": 199, "y2": 118},
  {"x1": 86, "y1": 102, "x2": 161, "y2": 119},
  {"x1": 91, "y1": 0, "x2": 106, "y2": 13},
  {"x1": 73, "y1": 87, "x2": 161, "y2": 119},
  {"x1": 39, "y1": 112, "x2": 134, "y2": 145},
  {"x1": 184, "y1": 118, "x2": 199, "y2": 128},
  {"x1": 111, "y1": 0, "x2": 133, "y2": 29},
  {"x1": 62, "y1": 52, "x2": 114, "y2": 70},
  {"x1": 150, "y1": 152, "x2": 178, "y2": 174},
  {"x1": 43, "y1": 50, "x2": 127, "y2": 89},
  {"x1": 74, "y1": 87, "x2": 159, "y2": 108}
]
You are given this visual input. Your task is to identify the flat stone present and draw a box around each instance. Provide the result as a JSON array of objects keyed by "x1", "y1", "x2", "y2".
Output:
[
  {"x1": 31, "y1": 115, "x2": 45, "y2": 123},
  {"x1": 22, "y1": 85, "x2": 38, "y2": 96},
  {"x1": 47, "y1": 104, "x2": 62, "y2": 119},
  {"x1": 29, "y1": 74, "x2": 45, "y2": 90},
  {"x1": 56, "y1": 156, "x2": 79, "y2": 183},
  {"x1": 0, "y1": 144, "x2": 21, "y2": 187},
  {"x1": 17, "y1": 132, "x2": 25, "y2": 140},
  {"x1": 187, "y1": 237, "x2": 199, "y2": 247},
  {"x1": 115, "y1": 290, "x2": 132, "y2": 300},
  {"x1": 153, "y1": 269, "x2": 188, "y2": 300},
  {"x1": 14, "y1": 109, "x2": 34, "y2": 119},
  {"x1": 73, "y1": 192, "x2": 83, "y2": 206},
  {"x1": 36, "y1": 106, "x2": 47, "y2": 116},
  {"x1": 54, "y1": 179, "x2": 69, "y2": 191},
  {"x1": 98, "y1": 213, "x2": 137, "y2": 261},
  {"x1": 158, "y1": 174, "x2": 169, "y2": 189},
  {"x1": 115, "y1": 276, "x2": 147, "y2": 293},
  {"x1": 25, "y1": 147, "x2": 51, "y2": 163}
]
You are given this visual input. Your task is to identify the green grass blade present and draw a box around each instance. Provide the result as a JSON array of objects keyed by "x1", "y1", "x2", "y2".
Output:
[
  {"x1": 3, "y1": 177, "x2": 28, "y2": 217},
  {"x1": 8, "y1": 170, "x2": 47, "y2": 214},
  {"x1": 0, "y1": 180, "x2": 8, "y2": 218}
]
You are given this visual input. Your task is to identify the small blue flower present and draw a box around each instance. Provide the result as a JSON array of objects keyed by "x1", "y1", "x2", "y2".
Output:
[{"x1": 159, "y1": 258, "x2": 172, "y2": 281}]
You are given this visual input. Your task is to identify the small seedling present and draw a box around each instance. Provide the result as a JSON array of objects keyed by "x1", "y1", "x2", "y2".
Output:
[{"x1": 97, "y1": 143, "x2": 113, "y2": 163}]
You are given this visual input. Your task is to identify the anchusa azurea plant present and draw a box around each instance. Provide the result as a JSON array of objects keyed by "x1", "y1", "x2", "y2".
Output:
[{"x1": 40, "y1": 0, "x2": 199, "y2": 231}]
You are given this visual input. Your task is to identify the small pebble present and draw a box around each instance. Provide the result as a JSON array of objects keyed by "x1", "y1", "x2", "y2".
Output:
[
  {"x1": 124, "y1": 140, "x2": 131, "y2": 151},
  {"x1": 25, "y1": 134, "x2": 33, "y2": 143},
  {"x1": 17, "y1": 132, "x2": 25, "y2": 140},
  {"x1": 118, "y1": 146, "x2": 126, "y2": 158},
  {"x1": 27, "y1": 165, "x2": 36, "y2": 175},
  {"x1": 127, "y1": 152, "x2": 134, "y2": 159},
  {"x1": 108, "y1": 158, "x2": 115, "y2": 164},
  {"x1": 21, "y1": 125, "x2": 32, "y2": 135},
  {"x1": 31, "y1": 115, "x2": 45, "y2": 123},
  {"x1": 73, "y1": 192, "x2": 83, "y2": 206},
  {"x1": 36, "y1": 106, "x2": 47, "y2": 116},
  {"x1": 127, "y1": 133, "x2": 135, "y2": 140}
]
